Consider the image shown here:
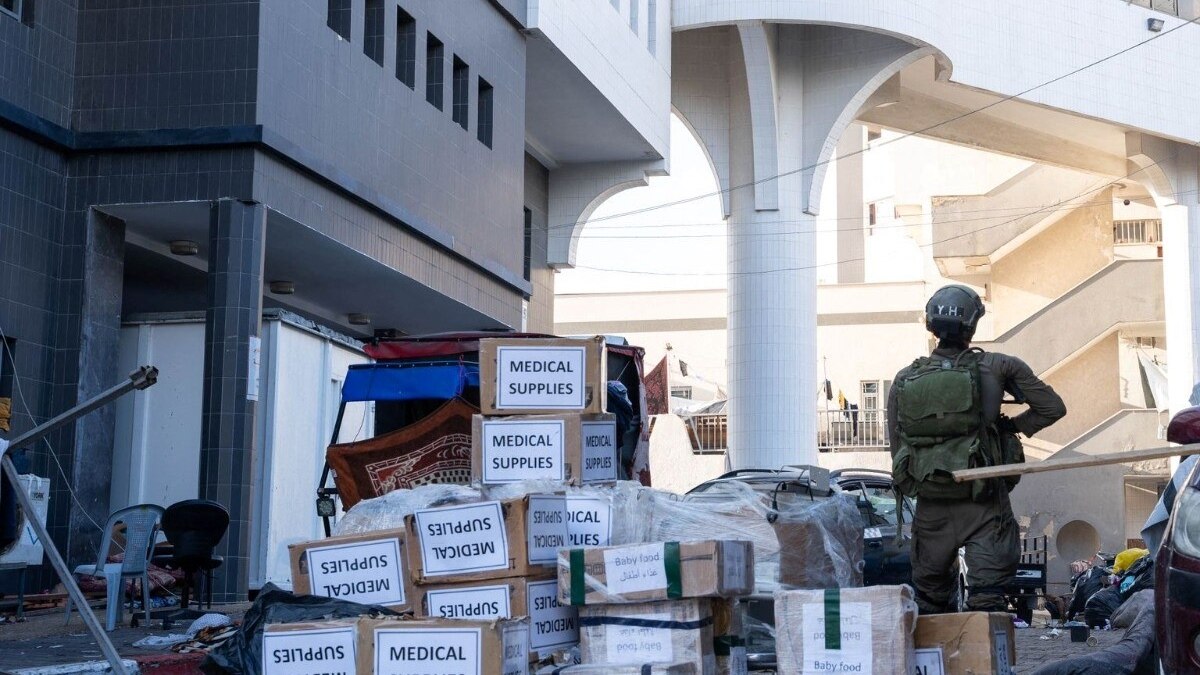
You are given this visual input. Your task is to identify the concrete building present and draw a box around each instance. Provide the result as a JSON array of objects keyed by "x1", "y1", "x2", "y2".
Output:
[
  {"x1": 557, "y1": 118, "x2": 1173, "y2": 591},
  {"x1": 0, "y1": 0, "x2": 670, "y2": 599},
  {"x1": 547, "y1": 0, "x2": 1200, "y2": 478}
]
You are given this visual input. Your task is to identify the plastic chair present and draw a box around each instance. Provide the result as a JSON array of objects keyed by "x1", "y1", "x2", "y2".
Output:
[{"x1": 64, "y1": 504, "x2": 164, "y2": 631}]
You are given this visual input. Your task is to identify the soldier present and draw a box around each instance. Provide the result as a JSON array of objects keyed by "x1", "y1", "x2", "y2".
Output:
[{"x1": 887, "y1": 285, "x2": 1066, "y2": 613}]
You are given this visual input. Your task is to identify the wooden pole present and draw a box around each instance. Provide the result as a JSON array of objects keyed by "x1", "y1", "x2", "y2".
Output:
[{"x1": 951, "y1": 443, "x2": 1200, "y2": 483}]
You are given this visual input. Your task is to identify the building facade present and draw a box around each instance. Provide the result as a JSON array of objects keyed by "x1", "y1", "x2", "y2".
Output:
[{"x1": 0, "y1": 0, "x2": 670, "y2": 600}]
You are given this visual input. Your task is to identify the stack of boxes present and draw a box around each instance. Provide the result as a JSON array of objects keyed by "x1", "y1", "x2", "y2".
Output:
[
  {"x1": 280, "y1": 336, "x2": 623, "y2": 672},
  {"x1": 553, "y1": 539, "x2": 755, "y2": 674}
]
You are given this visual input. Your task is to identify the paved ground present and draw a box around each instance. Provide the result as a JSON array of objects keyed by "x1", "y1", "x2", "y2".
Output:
[
  {"x1": 1013, "y1": 615, "x2": 1128, "y2": 673},
  {"x1": 0, "y1": 605, "x2": 1132, "y2": 673},
  {"x1": 0, "y1": 602, "x2": 250, "y2": 672}
]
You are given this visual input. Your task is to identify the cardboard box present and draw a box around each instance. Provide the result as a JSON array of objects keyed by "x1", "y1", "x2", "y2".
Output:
[
  {"x1": 536, "y1": 664, "x2": 699, "y2": 674},
  {"x1": 472, "y1": 414, "x2": 584, "y2": 486},
  {"x1": 480, "y1": 337, "x2": 607, "y2": 415},
  {"x1": 416, "y1": 576, "x2": 581, "y2": 660},
  {"x1": 357, "y1": 616, "x2": 529, "y2": 675},
  {"x1": 579, "y1": 598, "x2": 716, "y2": 674},
  {"x1": 557, "y1": 540, "x2": 754, "y2": 606},
  {"x1": 288, "y1": 528, "x2": 415, "y2": 610},
  {"x1": 526, "y1": 577, "x2": 582, "y2": 658},
  {"x1": 915, "y1": 612, "x2": 1016, "y2": 675},
  {"x1": 262, "y1": 621, "x2": 359, "y2": 675},
  {"x1": 774, "y1": 585, "x2": 917, "y2": 675},
  {"x1": 407, "y1": 498, "x2": 537, "y2": 585},
  {"x1": 580, "y1": 414, "x2": 620, "y2": 483},
  {"x1": 527, "y1": 494, "x2": 614, "y2": 566},
  {"x1": 470, "y1": 413, "x2": 619, "y2": 486}
]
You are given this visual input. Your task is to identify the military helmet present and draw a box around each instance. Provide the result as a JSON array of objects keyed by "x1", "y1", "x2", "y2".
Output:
[{"x1": 924, "y1": 285, "x2": 985, "y2": 339}]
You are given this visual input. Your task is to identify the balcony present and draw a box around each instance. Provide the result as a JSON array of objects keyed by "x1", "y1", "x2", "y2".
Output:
[
  {"x1": 679, "y1": 410, "x2": 892, "y2": 453},
  {"x1": 1113, "y1": 219, "x2": 1162, "y2": 245},
  {"x1": 817, "y1": 409, "x2": 890, "y2": 451}
]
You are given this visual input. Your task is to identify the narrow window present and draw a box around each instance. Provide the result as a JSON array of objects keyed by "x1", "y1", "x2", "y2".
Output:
[
  {"x1": 867, "y1": 202, "x2": 877, "y2": 234},
  {"x1": 0, "y1": 0, "x2": 22, "y2": 21},
  {"x1": 425, "y1": 33, "x2": 444, "y2": 110},
  {"x1": 523, "y1": 208, "x2": 533, "y2": 281},
  {"x1": 327, "y1": 0, "x2": 351, "y2": 41},
  {"x1": 452, "y1": 56, "x2": 469, "y2": 130},
  {"x1": 646, "y1": 0, "x2": 657, "y2": 55},
  {"x1": 364, "y1": 0, "x2": 384, "y2": 65},
  {"x1": 395, "y1": 6, "x2": 416, "y2": 88},
  {"x1": 477, "y1": 78, "x2": 493, "y2": 148},
  {"x1": 629, "y1": 0, "x2": 638, "y2": 34}
]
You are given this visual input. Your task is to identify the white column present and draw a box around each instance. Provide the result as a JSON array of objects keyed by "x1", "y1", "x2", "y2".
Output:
[
  {"x1": 1162, "y1": 199, "x2": 1200, "y2": 412},
  {"x1": 726, "y1": 24, "x2": 816, "y2": 469}
]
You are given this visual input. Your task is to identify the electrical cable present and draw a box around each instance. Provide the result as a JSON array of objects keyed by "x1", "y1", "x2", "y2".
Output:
[
  {"x1": 567, "y1": 155, "x2": 1179, "y2": 276},
  {"x1": 548, "y1": 14, "x2": 1199, "y2": 232},
  {"x1": 0, "y1": 322, "x2": 183, "y2": 603}
]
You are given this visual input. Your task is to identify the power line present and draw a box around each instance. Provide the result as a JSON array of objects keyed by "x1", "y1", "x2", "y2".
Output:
[
  {"x1": 554, "y1": 14, "x2": 1198, "y2": 232},
  {"x1": 568, "y1": 156, "x2": 1176, "y2": 277}
]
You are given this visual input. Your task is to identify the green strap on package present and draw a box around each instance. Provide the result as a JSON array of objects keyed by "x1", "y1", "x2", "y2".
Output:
[
  {"x1": 569, "y1": 548, "x2": 586, "y2": 605},
  {"x1": 664, "y1": 541, "x2": 682, "y2": 599},
  {"x1": 824, "y1": 588, "x2": 841, "y2": 650}
]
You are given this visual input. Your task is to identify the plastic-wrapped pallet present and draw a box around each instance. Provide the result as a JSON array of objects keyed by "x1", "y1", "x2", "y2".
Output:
[
  {"x1": 557, "y1": 540, "x2": 754, "y2": 605},
  {"x1": 774, "y1": 585, "x2": 918, "y2": 675},
  {"x1": 643, "y1": 483, "x2": 780, "y2": 591},
  {"x1": 332, "y1": 483, "x2": 482, "y2": 535},
  {"x1": 772, "y1": 494, "x2": 864, "y2": 588},
  {"x1": 579, "y1": 598, "x2": 715, "y2": 674}
]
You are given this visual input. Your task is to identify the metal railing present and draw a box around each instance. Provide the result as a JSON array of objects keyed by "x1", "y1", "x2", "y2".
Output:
[
  {"x1": 1114, "y1": 219, "x2": 1162, "y2": 245},
  {"x1": 817, "y1": 408, "x2": 890, "y2": 450},
  {"x1": 681, "y1": 410, "x2": 892, "y2": 452},
  {"x1": 684, "y1": 413, "x2": 727, "y2": 453}
]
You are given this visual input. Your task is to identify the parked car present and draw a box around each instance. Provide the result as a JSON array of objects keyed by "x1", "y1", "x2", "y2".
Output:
[
  {"x1": 685, "y1": 466, "x2": 940, "y2": 671},
  {"x1": 1155, "y1": 405, "x2": 1200, "y2": 673}
]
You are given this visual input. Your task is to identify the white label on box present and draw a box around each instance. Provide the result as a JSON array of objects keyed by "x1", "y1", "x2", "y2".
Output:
[
  {"x1": 425, "y1": 584, "x2": 511, "y2": 620},
  {"x1": 723, "y1": 542, "x2": 746, "y2": 592},
  {"x1": 604, "y1": 612, "x2": 674, "y2": 665},
  {"x1": 414, "y1": 501, "x2": 510, "y2": 577},
  {"x1": 495, "y1": 345, "x2": 587, "y2": 410},
  {"x1": 527, "y1": 579, "x2": 579, "y2": 652},
  {"x1": 481, "y1": 419, "x2": 567, "y2": 483},
  {"x1": 602, "y1": 543, "x2": 668, "y2": 596},
  {"x1": 527, "y1": 495, "x2": 613, "y2": 565},
  {"x1": 502, "y1": 622, "x2": 531, "y2": 675},
  {"x1": 262, "y1": 626, "x2": 356, "y2": 675},
  {"x1": 305, "y1": 539, "x2": 406, "y2": 606},
  {"x1": 581, "y1": 420, "x2": 619, "y2": 482},
  {"x1": 374, "y1": 627, "x2": 482, "y2": 675},
  {"x1": 914, "y1": 647, "x2": 945, "y2": 675},
  {"x1": 994, "y1": 630, "x2": 1013, "y2": 675},
  {"x1": 800, "y1": 601, "x2": 873, "y2": 675},
  {"x1": 729, "y1": 646, "x2": 749, "y2": 675}
]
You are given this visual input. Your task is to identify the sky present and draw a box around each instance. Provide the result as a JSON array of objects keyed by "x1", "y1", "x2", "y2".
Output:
[
  {"x1": 554, "y1": 116, "x2": 729, "y2": 294},
  {"x1": 555, "y1": 115, "x2": 843, "y2": 294}
]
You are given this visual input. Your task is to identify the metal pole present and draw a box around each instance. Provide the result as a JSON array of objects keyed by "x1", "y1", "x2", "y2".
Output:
[{"x1": 1, "y1": 366, "x2": 159, "y2": 675}]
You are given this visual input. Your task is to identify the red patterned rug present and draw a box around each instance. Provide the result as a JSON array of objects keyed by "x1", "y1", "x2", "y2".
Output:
[{"x1": 326, "y1": 397, "x2": 476, "y2": 509}]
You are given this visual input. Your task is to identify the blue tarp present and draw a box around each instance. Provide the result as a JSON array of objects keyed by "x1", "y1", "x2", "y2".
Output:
[{"x1": 341, "y1": 363, "x2": 479, "y2": 402}]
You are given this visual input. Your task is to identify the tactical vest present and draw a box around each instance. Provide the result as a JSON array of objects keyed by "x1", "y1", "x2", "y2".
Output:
[{"x1": 892, "y1": 349, "x2": 998, "y2": 500}]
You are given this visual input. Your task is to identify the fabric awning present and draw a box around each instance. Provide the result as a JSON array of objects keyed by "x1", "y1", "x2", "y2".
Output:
[{"x1": 341, "y1": 362, "x2": 479, "y2": 402}]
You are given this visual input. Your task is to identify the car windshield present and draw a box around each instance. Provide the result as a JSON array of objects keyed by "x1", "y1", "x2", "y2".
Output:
[{"x1": 688, "y1": 476, "x2": 824, "y2": 508}]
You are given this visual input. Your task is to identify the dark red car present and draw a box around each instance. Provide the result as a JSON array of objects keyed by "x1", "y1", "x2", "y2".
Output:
[{"x1": 1156, "y1": 405, "x2": 1200, "y2": 672}]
